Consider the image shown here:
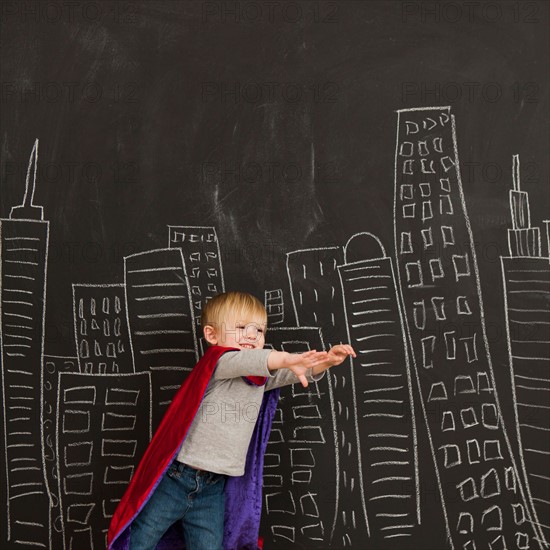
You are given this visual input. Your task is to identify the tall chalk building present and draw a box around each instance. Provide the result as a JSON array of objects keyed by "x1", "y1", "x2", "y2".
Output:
[
  {"x1": 338, "y1": 232, "x2": 419, "y2": 546},
  {"x1": 393, "y1": 107, "x2": 543, "y2": 549},
  {"x1": 501, "y1": 156, "x2": 550, "y2": 547},
  {"x1": 0, "y1": 139, "x2": 51, "y2": 547}
]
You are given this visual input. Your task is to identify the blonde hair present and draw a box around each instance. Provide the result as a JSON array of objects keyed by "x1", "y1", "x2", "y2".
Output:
[{"x1": 201, "y1": 291, "x2": 267, "y2": 332}]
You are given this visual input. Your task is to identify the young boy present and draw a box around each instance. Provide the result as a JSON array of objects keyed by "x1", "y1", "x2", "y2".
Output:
[{"x1": 108, "y1": 291, "x2": 355, "y2": 550}]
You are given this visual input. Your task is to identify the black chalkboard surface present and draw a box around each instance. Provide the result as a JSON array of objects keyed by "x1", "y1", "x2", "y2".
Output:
[{"x1": 1, "y1": 1, "x2": 548, "y2": 549}]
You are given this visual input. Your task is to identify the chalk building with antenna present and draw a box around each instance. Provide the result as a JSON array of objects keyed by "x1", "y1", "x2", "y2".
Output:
[
  {"x1": 0, "y1": 139, "x2": 52, "y2": 547},
  {"x1": 500, "y1": 155, "x2": 550, "y2": 548}
]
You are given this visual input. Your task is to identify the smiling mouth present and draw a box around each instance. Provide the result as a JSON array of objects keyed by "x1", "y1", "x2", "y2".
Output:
[{"x1": 240, "y1": 344, "x2": 255, "y2": 349}]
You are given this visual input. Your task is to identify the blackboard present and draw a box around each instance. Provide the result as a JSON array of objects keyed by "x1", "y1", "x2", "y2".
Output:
[{"x1": 1, "y1": 1, "x2": 549, "y2": 549}]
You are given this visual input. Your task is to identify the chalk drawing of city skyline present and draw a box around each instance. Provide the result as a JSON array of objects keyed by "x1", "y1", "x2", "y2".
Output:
[{"x1": 1, "y1": 106, "x2": 549, "y2": 549}]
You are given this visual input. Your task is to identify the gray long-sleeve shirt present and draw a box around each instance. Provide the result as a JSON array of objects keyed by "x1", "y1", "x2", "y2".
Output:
[{"x1": 176, "y1": 348, "x2": 326, "y2": 476}]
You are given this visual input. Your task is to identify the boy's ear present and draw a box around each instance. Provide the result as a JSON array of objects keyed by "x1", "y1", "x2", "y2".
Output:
[{"x1": 203, "y1": 324, "x2": 218, "y2": 345}]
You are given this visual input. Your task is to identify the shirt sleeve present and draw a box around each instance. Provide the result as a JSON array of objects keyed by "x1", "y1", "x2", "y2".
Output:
[
  {"x1": 211, "y1": 348, "x2": 274, "y2": 380},
  {"x1": 264, "y1": 368, "x2": 326, "y2": 391}
]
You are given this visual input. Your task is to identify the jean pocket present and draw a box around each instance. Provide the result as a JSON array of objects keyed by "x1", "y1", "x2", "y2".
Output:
[
  {"x1": 208, "y1": 474, "x2": 226, "y2": 487},
  {"x1": 167, "y1": 464, "x2": 181, "y2": 480}
]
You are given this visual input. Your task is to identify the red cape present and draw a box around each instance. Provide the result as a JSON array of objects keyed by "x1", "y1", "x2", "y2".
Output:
[{"x1": 107, "y1": 345, "x2": 271, "y2": 549}]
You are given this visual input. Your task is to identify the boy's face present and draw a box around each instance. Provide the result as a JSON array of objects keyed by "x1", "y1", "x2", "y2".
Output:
[{"x1": 204, "y1": 315, "x2": 266, "y2": 349}]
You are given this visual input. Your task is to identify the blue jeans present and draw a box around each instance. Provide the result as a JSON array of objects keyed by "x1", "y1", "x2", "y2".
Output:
[{"x1": 129, "y1": 460, "x2": 227, "y2": 550}]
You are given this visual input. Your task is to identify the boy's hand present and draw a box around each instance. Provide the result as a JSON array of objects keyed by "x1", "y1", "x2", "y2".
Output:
[
  {"x1": 284, "y1": 350, "x2": 333, "y2": 387},
  {"x1": 311, "y1": 344, "x2": 356, "y2": 376}
]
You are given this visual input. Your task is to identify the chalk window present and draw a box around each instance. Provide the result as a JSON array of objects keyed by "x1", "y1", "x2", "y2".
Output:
[
  {"x1": 421, "y1": 227, "x2": 433, "y2": 248},
  {"x1": 422, "y1": 200, "x2": 433, "y2": 221},
  {"x1": 484, "y1": 440, "x2": 503, "y2": 461},
  {"x1": 405, "y1": 261, "x2": 423, "y2": 287},
  {"x1": 457, "y1": 477, "x2": 478, "y2": 502},
  {"x1": 63, "y1": 410, "x2": 91, "y2": 434},
  {"x1": 440, "y1": 194, "x2": 453, "y2": 215},
  {"x1": 104, "y1": 465, "x2": 135, "y2": 485},
  {"x1": 65, "y1": 441, "x2": 94, "y2": 466},
  {"x1": 480, "y1": 468, "x2": 500, "y2": 498},
  {"x1": 400, "y1": 184, "x2": 413, "y2": 200},
  {"x1": 413, "y1": 300, "x2": 425, "y2": 330},
  {"x1": 482, "y1": 404, "x2": 499, "y2": 429},
  {"x1": 477, "y1": 372, "x2": 493, "y2": 394},
  {"x1": 67, "y1": 503, "x2": 95, "y2": 525},
  {"x1": 440, "y1": 444, "x2": 461, "y2": 468},
  {"x1": 102, "y1": 297, "x2": 110, "y2": 314},
  {"x1": 512, "y1": 503, "x2": 525, "y2": 525},
  {"x1": 433, "y1": 138, "x2": 443, "y2": 153},
  {"x1": 263, "y1": 475, "x2": 283, "y2": 487},
  {"x1": 457, "y1": 512, "x2": 473, "y2": 535},
  {"x1": 80, "y1": 319, "x2": 87, "y2": 336},
  {"x1": 400, "y1": 232, "x2": 413, "y2": 254},
  {"x1": 105, "y1": 388, "x2": 140, "y2": 406},
  {"x1": 403, "y1": 203, "x2": 415, "y2": 218},
  {"x1": 421, "y1": 335, "x2": 436, "y2": 368},
  {"x1": 440, "y1": 155, "x2": 456, "y2": 172},
  {"x1": 421, "y1": 159, "x2": 435, "y2": 173},
  {"x1": 461, "y1": 407, "x2": 478, "y2": 428},
  {"x1": 441, "y1": 410, "x2": 455, "y2": 431},
  {"x1": 101, "y1": 439, "x2": 137, "y2": 458},
  {"x1": 418, "y1": 141, "x2": 429, "y2": 156},
  {"x1": 444, "y1": 331, "x2": 456, "y2": 360},
  {"x1": 293, "y1": 426, "x2": 325, "y2": 443},
  {"x1": 290, "y1": 448, "x2": 315, "y2": 468},
  {"x1": 454, "y1": 375, "x2": 475, "y2": 395},
  {"x1": 292, "y1": 470, "x2": 312, "y2": 484},
  {"x1": 429, "y1": 259, "x2": 444, "y2": 280},
  {"x1": 452, "y1": 254, "x2": 471, "y2": 280},
  {"x1": 64, "y1": 473, "x2": 93, "y2": 496},
  {"x1": 431, "y1": 296, "x2": 446, "y2": 320},
  {"x1": 405, "y1": 121, "x2": 419, "y2": 134},
  {"x1": 467, "y1": 439, "x2": 481, "y2": 464},
  {"x1": 428, "y1": 381, "x2": 447, "y2": 401},
  {"x1": 441, "y1": 226, "x2": 454, "y2": 246},
  {"x1": 440, "y1": 177, "x2": 451, "y2": 192},
  {"x1": 300, "y1": 493, "x2": 320, "y2": 518},
  {"x1": 80, "y1": 340, "x2": 90, "y2": 359},
  {"x1": 403, "y1": 159, "x2": 414, "y2": 174},
  {"x1": 399, "y1": 142, "x2": 414, "y2": 157},
  {"x1": 506, "y1": 468, "x2": 518, "y2": 494},
  {"x1": 481, "y1": 505, "x2": 502, "y2": 532},
  {"x1": 63, "y1": 386, "x2": 96, "y2": 405},
  {"x1": 457, "y1": 296, "x2": 471, "y2": 315},
  {"x1": 462, "y1": 334, "x2": 478, "y2": 363},
  {"x1": 419, "y1": 182, "x2": 431, "y2": 197}
]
